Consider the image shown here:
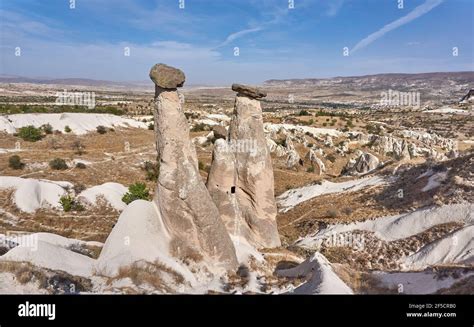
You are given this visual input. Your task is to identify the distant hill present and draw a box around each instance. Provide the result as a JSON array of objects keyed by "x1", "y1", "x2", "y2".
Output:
[
  {"x1": 264, "y1": 72, "x2": 474, "y2": 88},
  {"x1": 0, "y1": 75, "x2": 148, "y2": 88},
  {"x1": 0, "y1": 75, "x2": 219, "y2": 90}
]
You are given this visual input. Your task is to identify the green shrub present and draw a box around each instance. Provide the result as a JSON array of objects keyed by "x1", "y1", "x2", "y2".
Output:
[
  {"x1": 59, "y1": 194, "x2": 84, "y2": 212},
  {"x1": 8, "y1": 155, "x2": 24, "y2": 169},
  {"x1": 40, "y1": 123, "x2": 53, "y2": 134},
  {"x1": 148, "y1": 123, "x2": 154, "y2": 130},
  {"x1": 96, "y1": 125, "x2": 107, "y2": 134},
  {"x1": 122, "y1": 183, "x2": 150, "y2": 204},
  {"x1": 298, "y1": 110, "x2": 310, "y2": 116},
  {"x1": 64, "y1": 125, "x2": 72, "y2": 133},
  {"x1": 49, "y1": 158, "x2": 68, "y2": 170},
  {"x1": 306, "y1": 166, "x2": 315, "y2": 173},
  {"x1": 75, "y1": 162, "x2": 87, "y2": 169},
  {"x1": 18, "y1": 125, "x2": 43, "y2": 142}
]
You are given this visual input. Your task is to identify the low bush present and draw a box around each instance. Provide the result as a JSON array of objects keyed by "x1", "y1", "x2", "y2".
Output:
[
  {"x1": 122, "y1": 183, "x2": 150, "y2": 204},
  {"x1": 59, "y1": 194, "x2": 85, "y2": 212},
  {"x1": 49, "y1": 158, "x2": 68, "y2": 170},
  {"x1": 298, "y1": 109, "x2": 311, "y2": 116},
  {"x1": 18, "y1": 125, "x2": 43, "y2": 142},
  {"x1": 40, "y1": 123, "x2": 53, "y2": 134},
  {"x1": 96, "y1": 125, "x2": 107, "y2": 134},
  {"x1": 8, "y1": 155, "x2": 25, "y2": 169}
]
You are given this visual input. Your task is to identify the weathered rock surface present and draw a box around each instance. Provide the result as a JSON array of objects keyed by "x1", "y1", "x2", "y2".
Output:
[
  {"x1": 212, "y1": 125, "x2": 227, "y2": 140},
  {"x1": 149, "y1": 63, "x2": 185, "y2": 89},
  {"x1": 151, "y1": 65, "x2": 237, "y2": 270},
  {"x1": 207, "y1": 89, "x2": 281, "y2": 248},
  {"x1": 306, "y1": 149, "x2": 326, "y2": 175},
  {"x1": 345, "y1": 152, "x2": 380, "y2": 175},
  {"x1": 231, "y1": 83, "x2": 267, "y2": 99},
  {"x1": 286, "y1": 149, "x2": 301, "y2": 169},
  {"x1": 206, "y1": 140, "x2": 241, "y2": 240}
]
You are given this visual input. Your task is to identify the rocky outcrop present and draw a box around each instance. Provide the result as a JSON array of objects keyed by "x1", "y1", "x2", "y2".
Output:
[
  {"x1": 152, "y1": 64, "x2": 237, "y2": 270},
  {"x1": 324, "y1": 135, "x2": 333, "y2": 147},
  {"x1": 207, "y1": 85, "x2": 281, "y2": 248},
  {"x1": 369, "y1": 130, "x2": 456, "y2": 161},
  {"x1": 306, "y1": 149, "x2": 326, "y2": 175},
  {"x1": 459, "y1": 89, "x2": 474, "y2": 104},
  {"x1": 286, "y1": 150, "x2": 301, "y2": 169},
  {"x1": 212, "y1": 125, "x2": 227, "y2": 140},
  {"x1": 371, "y1": 135, "x2": 410, "y2": 160},
  {"x1": 345, "y1": 152, "x2": 380, "y2": 175},
  {"x1": 284, "y1": 135, "x2": 302, "y2": 169}
]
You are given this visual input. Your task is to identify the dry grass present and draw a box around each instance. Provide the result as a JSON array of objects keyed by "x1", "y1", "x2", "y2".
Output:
[
  {"x1": 109, "y1": 260, "x2": 186, "y2": 293},
  {"x1": 0, "y1": 261, "x2": 44, "y2": 285},
  {"x1": 168, "y1": 238, "x2": 204, "y2": 265},
  {"x1": 332, "y1": 264, "x2": 395, "y2": 294},
  {"x1": 0, "y1": 261, "x2": 92, "y2": 293}
]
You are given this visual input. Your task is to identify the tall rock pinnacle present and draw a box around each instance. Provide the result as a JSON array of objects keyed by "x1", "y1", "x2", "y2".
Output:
[
  {"x1": 207, "y1": 84, "x2": 281, "y2": 248},
  {"x1": 150, "y1": 63, "x2": 238, "y2": 270}
]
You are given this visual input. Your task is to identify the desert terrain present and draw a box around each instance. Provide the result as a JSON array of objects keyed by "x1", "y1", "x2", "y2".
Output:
[{"x1": 0, "y1": 71, "x2": 473, "y2": 294}]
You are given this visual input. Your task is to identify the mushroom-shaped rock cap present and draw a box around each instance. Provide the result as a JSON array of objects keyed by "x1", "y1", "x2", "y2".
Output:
[
  {"x1": 231, "y1": 83, "x2": 267, "y2": 99},
  {"x1": 149, "y1": 63, "x2": 185, "y2": 89}
]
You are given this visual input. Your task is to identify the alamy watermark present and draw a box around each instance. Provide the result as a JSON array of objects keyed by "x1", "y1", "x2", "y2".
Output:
[
  {"x1": 311, "y1": 231, "x2": 366, "y2": 251},
  {"x1": 55, "y1": 89, "x2": 96, "y2": 109},
  {"x1": 380, "y1": 89, "x2": 420, "y2": 109},
  {"x1": 1, "y1": 231, "x2": 38, "y2": 251},
  {"x1": 216, "y1": 139, "x2": 258, "y2": 156}
]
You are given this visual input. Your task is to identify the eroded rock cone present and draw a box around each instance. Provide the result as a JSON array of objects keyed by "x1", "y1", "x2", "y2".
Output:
[
  {"x1": 151, "y1": 64, "x2": 237, "y2": 270},
  {"x1": 207, "y1": 85, "x2": 281, "y2": 248}
]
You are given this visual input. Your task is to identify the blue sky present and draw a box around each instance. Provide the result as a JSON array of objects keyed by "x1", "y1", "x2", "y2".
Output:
[{"x1": 1, "y1": 0, "x2": 473, "y2": 85}]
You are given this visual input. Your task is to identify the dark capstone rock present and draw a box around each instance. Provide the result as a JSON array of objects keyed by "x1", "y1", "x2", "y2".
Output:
[
  {"x1": 149, "y1": 63, "x2": 185, "y2": 89},
  {"x1": 231, "y1": 83, "x2": 267, "y2": 99},
  {"x1": 212, "y1": 125, "x2": 227, "y2": 140}
]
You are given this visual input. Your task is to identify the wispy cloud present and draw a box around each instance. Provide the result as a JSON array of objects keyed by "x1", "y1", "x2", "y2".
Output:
[
  {"x1": 0, "y1": 9, "x2": 64, "y2": 43},
  {"x1": 326, "y1": 0, "x2": 345, "y2": 17},
  {"x1": 217, "y1": 27, "x2": 263, "y2": 48},
  {"x1": 351, "y1": 0, "x2": 443, "y2": 53},
  {"x1": 215, "y1": 5, "x2": 290, "y2": 48}
]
